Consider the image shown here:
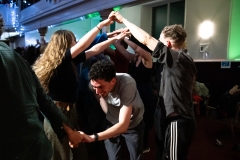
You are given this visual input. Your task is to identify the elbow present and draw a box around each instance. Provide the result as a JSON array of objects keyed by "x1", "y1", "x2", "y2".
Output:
[
  {"x1": 143, "y1": 34, "x2": 152, "y2": 46},
  {"x1": 119, "y1": 128, "x2": 128, "y2": 134},
  {"x1": 122, "y1": 126, "x2": 128, "y2": 133},
  {"x1": 118, "y1": 124, "x2": 129, "y2": 134}
]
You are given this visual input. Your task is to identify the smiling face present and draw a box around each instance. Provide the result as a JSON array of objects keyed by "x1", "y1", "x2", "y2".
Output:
[{"x1": 90, "y1": 78, "x2": 116, "y2": 97}]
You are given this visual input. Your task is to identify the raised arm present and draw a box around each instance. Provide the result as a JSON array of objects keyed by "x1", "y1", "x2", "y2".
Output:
[
  {"x1": 85, "y1": 32, "x2": 126, "y2": 60},
  {"x1": 113, "y1": 39, "x2": 135, "y2": 61},
  {"x1": 109, "y1": 11, "x2": 158, "y2": 51},
  {"x1": 104, "y1": 47, "x2": 116, "y2": 57},
  {"x1": 124, "y1": 37, "x2": 152, "y2": 67},
  {"x1": 70, "y1": 18, "x2": 113, "y2": 58},
  {"x1": 106, "y1": 28, "x2": 124, "y2": 38}
]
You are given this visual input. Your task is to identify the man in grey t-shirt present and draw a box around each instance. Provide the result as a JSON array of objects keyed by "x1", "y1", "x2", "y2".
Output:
[{"x1": 81, "y1": 60, "x2": 144, "y2": 160}]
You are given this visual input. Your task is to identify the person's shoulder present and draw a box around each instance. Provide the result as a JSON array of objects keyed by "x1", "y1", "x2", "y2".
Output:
[
  {"x1": 0, "y1": 42, "x2": 11, "y2": 50},
  {"x1": 116, "y1": 73, "x2": 133, "y2": 79},
  {"x1": 180, "y1": 51, "x2": 194, "y2": 61},
  {"x1": 116, "y1": 73, "x2": 136, "y2": 85},
  {"x1": 152, "y1": 41, "x2": 165, "y2": 58}
]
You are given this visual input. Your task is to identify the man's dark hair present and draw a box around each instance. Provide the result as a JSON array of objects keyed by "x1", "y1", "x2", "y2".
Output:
[
  {"x1": 89, "y1": 60, "x2": 116, "y2": 82},
  {"x1": 0, "y1": 14, "x2": 4, "y2": 36}
]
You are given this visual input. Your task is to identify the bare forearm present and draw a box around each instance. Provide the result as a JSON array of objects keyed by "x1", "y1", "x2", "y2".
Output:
[
  {"x1": 124, "y1": 37, "x2": 137, "y2": 50},
  {"x1": 123, "y1": 18, "x2": 146, "y2": 44},
  {"x1": 85, "y1": 38, "x2": 115, "y2": 59},
  {"x1": 113, "y1": 41, "x2": 134, "y2": 61},
  {"x1": 124, "y1": 37, "x2": 152, "y2": 62},
  {"x1": 85, "y1": 31, "x2": 126, "y2": 59},
  {"x1": 122, "y1": 18, "x2": 158, "y2": 51},
  {"x1": 95, "y1": 122, "x2": 128, "y2": 141},
  {"x1": 71, "y1": 21, "x2": 109, "y2": 58},
  {"x1": 62, "y1": 122, "x2": 74, "y2": 134},
  {"x1": 71, "y1": 27, "x2": 101, "y2": 58},
  {"x1": 96, "y1": 105, "x2": 131, "y2": 141}
]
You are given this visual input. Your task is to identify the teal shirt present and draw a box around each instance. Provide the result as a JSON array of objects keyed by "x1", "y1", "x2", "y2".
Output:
[{"x1": 0, "y1": 42, "x2": 72, "y2": 160}]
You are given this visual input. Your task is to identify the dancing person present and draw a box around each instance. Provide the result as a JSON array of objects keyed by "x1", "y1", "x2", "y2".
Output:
[
  {"x1": 33, "y1": 18, "x2": 126, "y2": 160},
  {"x1": 0, "y1": 14, "x2": 83, "y2": 160},
  {"x1": 110, "y1": 11, "x2": 197, "y2": 160},
  {"x1": 81, "y1": 60, "x2": 145, "y2": 160}
]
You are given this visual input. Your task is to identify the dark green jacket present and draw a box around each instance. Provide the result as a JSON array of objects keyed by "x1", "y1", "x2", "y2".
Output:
[{"x1": 0, "y1": 42, "x2": 71, "y2": 160}]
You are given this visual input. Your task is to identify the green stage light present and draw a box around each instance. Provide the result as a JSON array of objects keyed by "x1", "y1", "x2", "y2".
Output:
[
  {"x1": 228, "y1": 0, "x2": 240, "y2": 60},
  {"x1": 113, "y1": 6, "x2": 121, "y2": 11},
  {"x1": 85, "y1": 12, "x2": 100, "y2": 19}
]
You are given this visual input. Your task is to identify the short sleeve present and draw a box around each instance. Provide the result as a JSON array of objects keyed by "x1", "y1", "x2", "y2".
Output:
[
  {"x1": 152, "y1": 41, "x2": 165, "y2": 59},
  {"x1": 73, "y1": 51, "x2": 86, "y2": 64},
  {"x1": 64, "y1": 49, "x2": 72, "y2": 60},
  {"x1": 120, "y1": 81, "x2": 137, "y2": 107},
  {"x1": 65, "y1": 49, "x2": 86, "y2": 64}
]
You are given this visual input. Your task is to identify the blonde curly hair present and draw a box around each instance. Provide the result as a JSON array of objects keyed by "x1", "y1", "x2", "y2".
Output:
[{"x1": 32, "y1": 30, "x2": 75, "y2": 92}]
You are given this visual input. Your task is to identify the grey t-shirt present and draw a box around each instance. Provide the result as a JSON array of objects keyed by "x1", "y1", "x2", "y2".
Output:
[{"x1": 90, "y1": 73, "x2": 144, "y2": 129}]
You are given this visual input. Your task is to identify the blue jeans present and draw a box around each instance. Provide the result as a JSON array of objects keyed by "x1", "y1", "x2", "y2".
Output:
[{"x1": 104, "y1": 120, "x2": 144, "y2": 160}]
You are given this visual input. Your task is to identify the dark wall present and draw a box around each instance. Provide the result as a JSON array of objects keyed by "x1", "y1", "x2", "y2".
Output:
[
  {"x1": 152, "y1": 0, "x2": 185, "y2": 39},
  {"x1": 195, "y1": 61, "x2": 240, "y2": 107}
]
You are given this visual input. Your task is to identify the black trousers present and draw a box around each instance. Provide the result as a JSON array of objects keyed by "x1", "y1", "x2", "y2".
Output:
[{"x1": 162, "y1": 116, "x2": 196, "y2": 160}]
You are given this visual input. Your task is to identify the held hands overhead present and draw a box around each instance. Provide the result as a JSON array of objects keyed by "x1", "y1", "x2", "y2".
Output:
[
  {"x1": 107, "y1": 28, "x2": 130, "y2": 38},
  {"x1": 106, "y1": 11, "x2": 130, "y2": 39},
  {"x1": 100, "y1": 11, "x2": 125, "y2": 28},
  {"x1": 108, "y1": 11, "x2": 124, "y2": 23}
]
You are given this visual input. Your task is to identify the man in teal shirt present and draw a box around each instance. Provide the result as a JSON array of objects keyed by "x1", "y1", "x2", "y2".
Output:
[{"x1": 0, "y1": 14, "x2": 82, "y2": 160}]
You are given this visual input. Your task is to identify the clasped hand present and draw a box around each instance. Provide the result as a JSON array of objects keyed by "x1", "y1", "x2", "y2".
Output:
[
  {"x1": 108, "y1": 11, "x2": 124, "y2": 23},
  {"x1": 68, "y1": 131, "x2": 96, "y2": 148},
  {"x1": 68, "y1": 130, "x2": 83, "y2": 148}
]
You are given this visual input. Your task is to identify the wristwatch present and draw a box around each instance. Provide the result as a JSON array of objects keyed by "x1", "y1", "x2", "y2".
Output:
[{"x1": 93, "y1": 133, "x2": 98, "y2": 142}]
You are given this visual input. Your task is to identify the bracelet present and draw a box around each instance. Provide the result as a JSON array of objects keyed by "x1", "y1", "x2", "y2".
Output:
[
  {"x1": 96, "y1": 26, "x2": 101, "y2": 31},
  {"x1": 93, "y1": 133, "x2": 98, "y2": 141}
]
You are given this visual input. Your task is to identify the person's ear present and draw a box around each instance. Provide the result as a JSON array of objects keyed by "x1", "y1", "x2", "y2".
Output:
[
  {"x1": 111, "y1": 77, "x2": 116, "y2": 84},
  {"x1": 110, "y1": 78, "x2": 116, "y2": 89},
  {"x1": 167, "y1": 41, "x2": 172, "y2": 48}
]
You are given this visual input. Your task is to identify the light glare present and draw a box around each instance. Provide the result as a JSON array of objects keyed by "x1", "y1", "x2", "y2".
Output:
[{"x1": 198, "y1": 20, "x2": 214, "y2": 39}]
